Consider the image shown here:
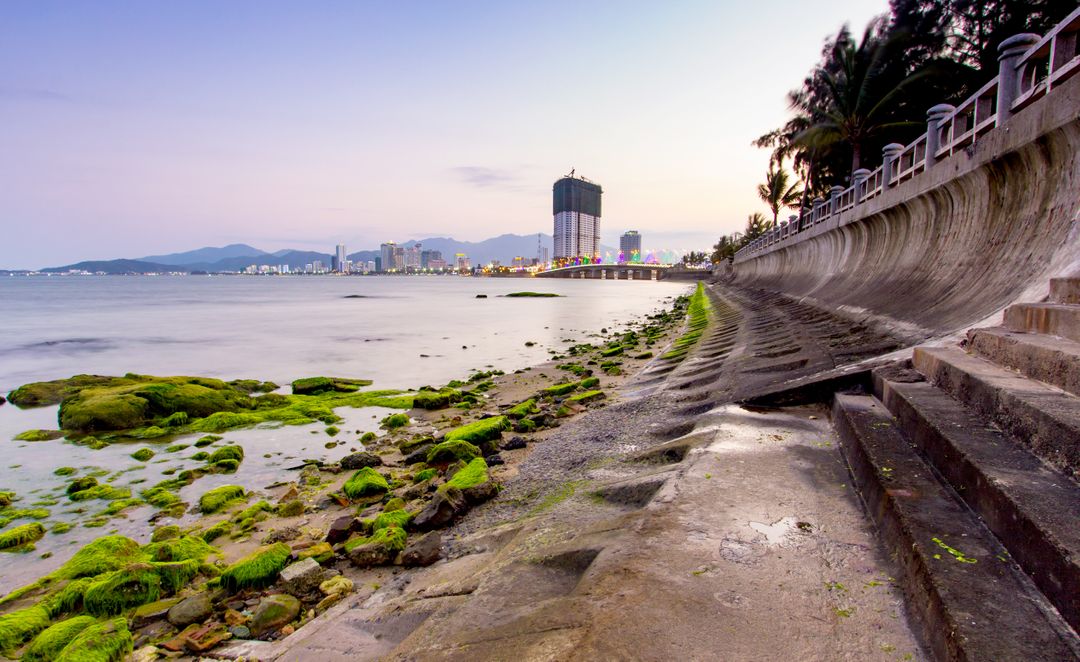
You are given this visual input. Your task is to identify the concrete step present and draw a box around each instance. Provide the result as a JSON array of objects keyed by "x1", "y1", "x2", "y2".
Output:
[
  {"x1": 913, "y1": 346, "x2": 1080, "y2": 475},
  {"x1": 968, "y1": 326, "x2": 1080, "y2": 397},
  {"x1": 832, "y1": 393, "x2": 1079, "y2": 662},
  {"x1": 1004, "y1": 302, "x2": 1080, "y2": 343},
  {"x1": 872, "y1": 367, "x2": 1080, "y2": 633},
  {"x1": 1050, "y1": 278, "x2": 1080, "y2": 304}
]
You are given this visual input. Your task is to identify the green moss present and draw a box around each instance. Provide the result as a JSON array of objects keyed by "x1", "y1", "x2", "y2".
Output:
[
  {"x1": 51, "y1": 522, "x2": 73, "y2": 535},
  {"x1": 83, "y1": 564, "x2": 161, "y2": 615},
  {"x1": 191, "y1": 451, "x2": 209, "y2": 461},
  {"x1": 66, "y1": 476, "x2": 99, "y2": 496},
  {"x1": 229, "y1": 379, "x2": 278, "y2": 393},
  {"x1": 541, "y1": 382, "x2": 579, "y2": 397},
  {"x1": 412, "y1": 389, "x2": 460, "y2": 410},
  {"x1": 445, "y1": 416, "x2": 507, "y2": 444},
  {"x1": 0, "y1": 605, "x2": 51, "y2": 652},
  {"x1": 54, "y1": 467, "x2": 77, "y2": 476},
  {"x1": 232, "y1": 500, "x2": 271, "y2": 523},
  {"x1": 444, "y1": 458, "x2": 489, "y2": 491},
  {"x1": 14, "y1": 429, "x2": 63, "y2": 441},
  {"x1": 141, "y1": 486, "x2": 181, "y2": 509},
  {"x1": 211, "y1": 458, "x2": 240, "y2": 473},
  {"x1": 343, "y1": 525, "x2": 407, "y2": 554},
  {"x1": 54, "y1": 616, "x2": 131, "y2": 662},
  {"x1": 426, "y1": 439, "x2": 482, "y2": 464},
  {"x1": 277, "y1": 500, "x2": 304, "y2": 517},
  {"x1": 208, "y1": 444, "x2": 244, "y2": 464},
  {"x1": 8, "y1": 375, "x2": 133, "y2": 407},
  {"x1": 579, "y1": 376, "x2": 600, "y2": 389},
  {"x1": 325, "y1": 425, "x2": 340, "y2": 436},
  {"x1": 506, "y1": 399, "x2": 538, "y2": 419},
  {"x1": 194, "y1": 434, "x2": 222, "y2": 447},
  {"x1": 23, "y1": 615, "x2": 96, "y2": 662},
  {"x1": 129, "y1": 426, "x2": 169, "y2": 439},
  {"x1": 191, "y1": 411, "x2": 261, "y2": 432},
  {"x1": 0, "y1": 522, "x2": 45, "y2": 550},
  {"x1": 69, "y1": 485, "x2": 130, "y2": 502},
  {"x1": 662, "y1": 282, "x2": 710, "y2": 361},
  {"x1": 163, "y1": 443, "x2": 189, "y2": 452},
  {"x1": 150, "y1": 525, "x2": 181, "y2": 542},
  {"x1": 101, "y1": 498, "x2": 143, "y2": 515},
  {"x1": 413, "y1": 468, "x2": 437, "y2": 483},
  {"x1": 131, "y1": 448, "x2": 155, "y2": 462},
  {"x1": 380, "y1": 413, "x2": 410, "y2": 429},
  {"x1": 513, "y1": 418, "x2": 537, "y2": 433},
  {"x1": 635, "y1": 352, "x2": 654, "y2": 359},
  {"x1": 371, "y1": 509, "x2": 411, "y2": 531},
  {"x1": 150, "y1": 559, "x2": 199, "y2": 593},
  {"x1": 291, "y1": 376, "x2": 373, "y2": 395},
  {"x1": 202, "y1": 520, "x2": 232, "y2": 543},
  {"x1": 360, "y1": 431, "x2": 377, "y2": 443},
  {"x1": 199, "y1": 485, "x2": 247, "y2": 514},
  {"x1": 567, "y1": 390, "x2": 605, "y2": 404},
  {"x1": 219, "y1": 542, "x2": 291, "y2": 591},
  {"x1": 343, "y1": 467, "x2": 389, "y2": 499},
  {"x1": 505, "y1": 291, "x2": 560, "y2": 297}
]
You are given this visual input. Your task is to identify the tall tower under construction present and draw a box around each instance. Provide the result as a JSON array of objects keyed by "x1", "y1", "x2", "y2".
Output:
[{"x1": 553, "y1": 173, "x2": 602, "y2": 260}]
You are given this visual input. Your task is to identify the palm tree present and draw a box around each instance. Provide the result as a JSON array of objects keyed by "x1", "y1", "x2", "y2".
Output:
[
  {"x1": 757, "y1": 166, "x2": 801, "y2": 227},
  {"x1": 743, "y1": 212, "x2": 770, "y2": 241}
]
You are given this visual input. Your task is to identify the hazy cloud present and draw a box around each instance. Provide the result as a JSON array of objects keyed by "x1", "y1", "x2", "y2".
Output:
[
  {"x1": 0, "y1": 87, "x2": 74, "y2": 103},
  {"x1": 450, "y1": 166, "x2": 522, "y2": 190}
]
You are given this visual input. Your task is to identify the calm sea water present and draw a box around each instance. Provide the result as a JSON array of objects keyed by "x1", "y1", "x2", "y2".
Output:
[{"x1": 0, "y1": 274, "x2": 688, "y2": 590}]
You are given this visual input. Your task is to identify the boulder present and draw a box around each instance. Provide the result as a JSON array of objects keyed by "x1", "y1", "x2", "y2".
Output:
[
  {"x1": 132, "y1": 597, "x2": 181, "y2": 626},
  {"x1": 279, "y1": 558, "x2": 326, "y2": 598},
  {"x1": 325, "y1": 515, "x2": 361, "y2": 545},
  {"x1": 250, "y1": 594, "x2": 301, "y2": 637},
  {"x1": 340, "y1": 451, "x2": 382, "y2": 470},
  {"x1": 263, "y1": 525, "x2": 301, "y2": 544},
  {"x1": 320, "y1": 575, "x2": 354, "y2": 597},
  {"x1": 404, "y1": 446, "x2": 433, "y2": 465},
  {"x1": 229, "y1": 625, "x2": 251, "y2": 640},
  {"x1": 486, "y1": 453, "x2": 505, "y2": 466},
  {"x1": 347, "y1": 540, "x2": 395, "y2": 567},
  {"x1": 402, "y1": 531, "x2": 442, "y2": 567},
  {"x1": 500, "y1": 436, "x2": 527, "y2": 451},
  {"x1": 167, "y1": 593, "x2": 213, "y2": 628},
  {"x1": 412, "y1": 487, "x2": 467, "y2": 531}
]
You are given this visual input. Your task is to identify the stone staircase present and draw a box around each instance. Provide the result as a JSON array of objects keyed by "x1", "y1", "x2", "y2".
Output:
[{"x1": 832, "y1": 278, "x2": 1080, "y2": 661}]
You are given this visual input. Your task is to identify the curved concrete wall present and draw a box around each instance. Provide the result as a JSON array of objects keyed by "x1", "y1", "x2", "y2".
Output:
[{"x1": 735, "y1": 74, "x2": 1080, "y2": 341}]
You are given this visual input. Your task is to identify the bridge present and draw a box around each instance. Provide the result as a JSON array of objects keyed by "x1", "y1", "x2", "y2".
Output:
[{"x1": 535, "y1": 263, "x2": 669, "y2": 280}]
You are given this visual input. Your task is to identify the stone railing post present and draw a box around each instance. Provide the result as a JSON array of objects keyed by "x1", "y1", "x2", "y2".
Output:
[
  {"x1": 996, "y1": 33, "x2": 1042, "y2": 125},
  {"x1": 925, "y1": 104, "x2": 955, "y2": 169},
  {"x1": 789, "y1": 214, "x2": 799, "y2": 231},
  {"x1": 829, "y1": 186, "x2": 845, "y2": 216},
  {"x1": 882, "y1": 143, "x2": 904, "y2": 187},
  {"x1": 852, "y1": 168, "x2": 871, "y2": 202},
  {"x1": 812, "y1": 197, "x2": 826, "y2": 222}
]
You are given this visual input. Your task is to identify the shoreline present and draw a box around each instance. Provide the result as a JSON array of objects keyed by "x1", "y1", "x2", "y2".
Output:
[{"x1": 0, "y1": 285, "x2": 696, "y2": 658}]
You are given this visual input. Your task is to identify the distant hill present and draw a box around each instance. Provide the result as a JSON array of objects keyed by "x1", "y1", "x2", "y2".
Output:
[
  {"x1": 139, "y1": 243, "x2": 267, "y2": 266},
  {"x1": 36, "y1": 233, "x2": 617, "y2": 273}
]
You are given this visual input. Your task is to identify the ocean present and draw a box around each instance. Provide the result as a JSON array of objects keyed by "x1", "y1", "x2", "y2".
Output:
[{"x1": 0, "y1": 274, "x2": 688, "y2": 590}]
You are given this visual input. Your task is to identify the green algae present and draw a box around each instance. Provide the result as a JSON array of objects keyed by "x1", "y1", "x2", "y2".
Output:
[
  {"x1": 426, "y1": 439, "x2": 482, "y2": 464},
  {"x1": 360, "y1": 431, "x2": 377, "y2": 443},
  {"x1": 163, "y1": 443, "x2": 189, "y2": 453},
  {"x1": 513, "y1": 418, "x2": 537, "y2": 433},
  {"x1": 14, "y1": 429, "x2": 63, "y2": 442},
  {"x1": 82, "y1": 564, "x2": 161, "y2": 615},
  {"x1": 343, "y1": 525, "x2": 407, "y2": 554},
  {"x1": 291, "y1": 376, "x2": 373, "y2": 395},
  {"x1": 194, "y1": 434, "x2": 222, "y2": 447},
  {"x1": 579, "y1": 376, "x2": 600, "y2": 389},
  {"x1": 55, "y1": 616, "x2": 131, "y2": 662},
  {"x1": 150, "y1": 559, "x2": 200, "y2": 593},
  {"x1": 505, "y1": 292, "x2": 560, "y2": 297},
  {"x1": 208, "y1": 444, "x2": 244, "y2": 464},
  {"x1": 506, "y1": 399, "x2": 538, "y2": 419},
  {"x1": 231, "y1": 500, "x2": 271, "y2": 524},
  {"x1": 150, "y1": 525, "x2": 181, "y2": 543},
  {"x1": 541, "y1": 382, "x2": 579, "y2": 397},
  {"x1": 219, "y1": 542, "x2": 291, "y2": 591},
  {"x1": 277, "y1": 499, "x2": 304, "y2": 517},
  {"x1": 130, "y1": 448, "x2": 155, "y2": 462},
  {"x1": 445, "y1": 416, "x2": 507, "y2": 444},
  {"x1": 54, "y1": 467, "x2": 77, "y2": 476},
  {"x1": 567, "y1": 390, "x2": 605, "y2": 404},
  {"x1": 202, "y1": 520, "x2": 232, "y2": 543},
  {"x1": 7, "y1": 375, "x2": 131, "y2": 408},
  {"x1": 444, "y1": 458, "x2": 489, "y2": 491},
  {"x1": 413, "y1": 468, "x2": 437, "y2": 483},
  {"x1": 0, "y1": 523, "x2": 45, "y2": 551},
  {"x1": 381, "y1": 413, "x2": 410, "y2": 429},
  {"x1": 23, "y1": 614, "x2": 95, "y2": 662},
  {"x1": 662, "y1": 283, "x2": 710, "y2": 361},
  {"x1": 371, "y1": 509, "x2": 411, "y2": 531},
  {"x1": 199, "y1": 485, "x2": 247, "y2": 514},
  {"x1": 343, "y1": 468, "x2": 389, "y2": 499},
  {"x1": 412, "y1": 389, "x2": 461, "y2": 410},
  {"x1": 129, "y1": 426, "x2": 169, "y2": 439},
  {"x1": 66, "y1": 477, "x2": 99, "y2": 496},
  {"x1": 600, "y1": 346, "x2": 625, "y2": 357},
  {"x1": 229, "y1": 379, "x2": 279, "y2": 393},
  {"x1": 68, "y1": 485, "x2": 130, "y2": 502},
  {"x1": 325, "y1": 425, "x2": 340, "y2": 436},
  {"x1": 0, "y1": 605, "x2": 51, "y2": 653}
]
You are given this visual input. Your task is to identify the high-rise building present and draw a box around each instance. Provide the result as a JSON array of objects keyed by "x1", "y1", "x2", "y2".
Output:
[
  {"x1": 404, "y1": 243, "x2": 421, "y2": 270},
  {"x1": 619, "y1": 231, "x2": 642, "y2": 263},
  {"x1": 421, "y1": 249, "x2": 442, "y2": 269},
  {"x1": 380, "y1": 242, "x2": 396, "y2": 272},
  {"x1": 455, "y1": 253, "x2": 470, "y2": 270},
  {"x1": 335, "y1": 244, "x2": 348, "y2": 273},
  {"x1": 553, "y1": 174, "x2": 602, "y2": 260}
]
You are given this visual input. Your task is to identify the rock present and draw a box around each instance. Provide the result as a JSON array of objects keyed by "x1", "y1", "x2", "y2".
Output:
[
  {"x1": 278, "y1": 485, "x2": 299, "y2": 503},
  {"x1": 167, "y1": 592, "x2": 213, "y2": 628},
  {"x1": 412, "y1": 487, "x2": 467, "y2": 531},
  {"x1": 224, "y1": 609, "x2": 247, "y2": 627},
  {"x1": 263, "y1": 525, "x2": 301, "y2": 544},
  {"x1": 404, "y1": 446, "x2": 433, "y2": 465},
  {"x1": 315, "y1": 592, "x2": 345, "y2": 614},
  {"x1": 279, "y1": 558, "x2": 326, "y2": 598},
  {"x1": 325, "y1": 515, "x2": 361, "y2": 545},
  {"x1": 486, "y1": 453, "x2": 505, "y2": 466},
  {"x1": 281, "y1": 624, "x2": 295, "y2": 636},
  {"x1": 347, "y1": 541, "x2": 395, "y2": 567},
  {"x1": 297, "y1": 541, "x2": 334, "y2": 563},
  {"x1": 462, "y1": 479, "x2": 498, "y2": 505},
  {"x1": 299, "y1": 464, "x2": 321, "y2": 486},
  {"x1": 132, "y1": 597, "x2": 181, "y2": 626},
  {"x1": 500, "y1": 436, "x2": 527, "y2": 451},
  {"x1": 229, "y1": 625, "x2": 251, "y2": 639},
  {"x1": 184, "y1": 622, "x2": 231, "y2": 653},
  {"x1": 340, "y1": 451, "x2": 382, "y2": 470},
  {"x1": 250, "y1": 594, "x2": 301, "y2": 637},
  {"x1": 131, "y1": 645, "x2": 162, "y2": 662},
  {"x1": 134, "y1": 621, "x2": 175, "y2": 649},
  {"x1": 402, "y1": 531, "x2": 442, "y2": 567},
  {"x1": 320, "y1": 575, "x2": 354, "y2": 596}
]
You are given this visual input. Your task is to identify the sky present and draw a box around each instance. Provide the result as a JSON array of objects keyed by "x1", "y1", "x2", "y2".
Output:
[{"x1": 0, "y1": 0, "x2": 889, "y2": 270}]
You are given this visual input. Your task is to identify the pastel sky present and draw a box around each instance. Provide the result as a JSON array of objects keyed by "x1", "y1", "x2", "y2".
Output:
[{"x1": 1, "y1": 0, "x2": 888, "y2": 269}]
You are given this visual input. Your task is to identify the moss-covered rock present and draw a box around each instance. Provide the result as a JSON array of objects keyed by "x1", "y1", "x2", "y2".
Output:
[
  {"x1": 7, "y1": 375, "x2": 130, "y2": 408},
  {"x1": 541, "y1": 382, "x2": 579, "y2": 397},
  {"x1": 343, "y1": 467, "x2": 389, "y2": 500},
  {"x1": 380, "y1": 413, "x2": 410, "y2": 429},
  {"x1": 290, "y1": 376, "x2": 372, "y2": 395},
  {"x1": 0, "y1": 605, "x2": 51, "y2": 653},
  {"x1": 277, "y1": 500, "x2": 304, "y2": 517},
  {"x1": 68, "y1": 485, "x2": 130, "y2": 502},
  {"x1": 150, "y1": 524, "x2": 181, "y2": 543},
  {"x1": 567, "y1": 390, "x2": 605, "y2": 405},
  {"x1": 83, "y1": 563, "x2": 162, "y2": 615},
  {"x1": 506, "y1": 399, "x2": 538, "y2": 419},
  {"x1": 344, "y1": 526, "x2": 408, "y2": 566},
  {"x1": 413, "y1": 468, "x2": 437, "y2": 483},
  {"x1": 0, "y1": 522, "x2": 45, "y2": 551},
  {"x1": 579, "y1": 376, "x2": 600, "y2": 389},
  {"x1": 199, "y1": 485, "x2": 247, "y2": 514},
  {"x1": 250, "y1": 593, "x2": 301, "y2": 637},
  {"x1": 14, "y1": 429, "x2": 63, "y2": 442},
  {"x1": 444, "y1": 416, "x2": 507, "y2": 445},
  {"x1": 54, "y1": 616, "x2": 131, "y2": 662},
  {"x1": 131, "y1": 448, "x2": 155, "y2": 462},
  {"x1": 54, "y1": 467, "x2": 76, "y2": 476},
  {"x1": 202, "y1": 520, "x2": 232, "y2": 543},
  {"x1": 297, "y1": 541, "x2": 333, "y2": 564},
  {"x1": 371, "y1": 509, "x2": 411, "y2": 531},
  {"x1": 426, "y1": 439, "x2": 482, "y2": 465},
  {"x1": 444, "y1": 457, "x2": 490, "y2": 491},
  {"x1": 219, "y1": 542, "x2": 291, "y2": 591},
  {"x1": 66, "y1": 476, "x2": 99, "y2": 496},
  {"x1": 23, "y1": 614, "x2": 95, "y2": 661},
  {"x1": 194, "y1": 434, "x2": 222, "y2": 447},
  {"x1": 412, "y1": 389, "x2": 461, "y2": 410}
]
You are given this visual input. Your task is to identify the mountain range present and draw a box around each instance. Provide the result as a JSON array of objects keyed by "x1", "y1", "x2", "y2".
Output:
[{"x1": 37, "y1": 234, "x2": 618, "y2": 274}]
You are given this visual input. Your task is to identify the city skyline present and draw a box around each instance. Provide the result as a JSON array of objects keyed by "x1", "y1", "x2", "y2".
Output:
[{"x1": 1, "y1": 0, "x2": 889, "y2": 270}]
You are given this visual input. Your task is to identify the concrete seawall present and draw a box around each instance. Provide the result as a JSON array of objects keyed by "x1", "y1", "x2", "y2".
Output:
[{"x1": 734, "y1": 71, "x2": 1080, "y2": 341}]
